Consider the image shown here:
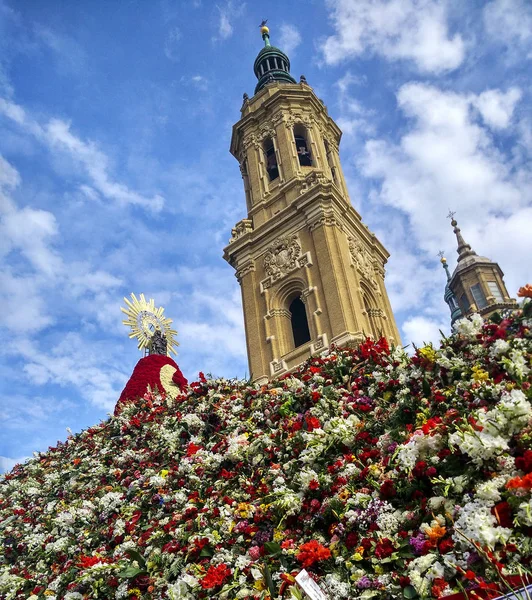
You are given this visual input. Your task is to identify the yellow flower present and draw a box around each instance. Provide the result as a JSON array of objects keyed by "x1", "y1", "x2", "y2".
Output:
[
  {"x1": 236, "y1": 502, "x2": 254, "y2": 518},
  {"x1": 160, "y1": 469, "x2": 169, "y2": 478},
  {"x1": 416, "y1": 413, "x2": 428, "y2": 428},
  {"x1": 374, "y1": 565, "x2": 384, "y2": 575},
  {"x1": 472, "y1": 365, "x2": 489, "y2": 382},
  {"x1": 419, "y1": 345, "x2": 437, "y2": 362},
  {"x1": 338, "y1": 488, "x2": 350, "y2": 501}
]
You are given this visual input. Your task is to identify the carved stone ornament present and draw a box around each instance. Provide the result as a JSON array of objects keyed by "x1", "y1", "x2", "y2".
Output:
[
  {"x1": 299, "y1": 171, "x2": 329, "y2": 195},
  {"x1": 260, "y1": 237, "x2": 312, "y2": 293},
  {"x1": 348, "y1": 236, "x2": 379, "y2": 290},
  {"x1": 242, "y1": 134, "x2": 257, "y2": 150},
  {"x1": 257, "y1": 125, "x2": 275, "y2": 142},
  {"x1": 229, "y1": 219, "x2": 253, "y2": 243},
  {"x1": 263, "y1": 235, "x2": 302, "y2": 281}
]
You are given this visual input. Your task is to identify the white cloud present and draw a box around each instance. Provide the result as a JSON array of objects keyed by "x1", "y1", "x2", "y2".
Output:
[
  {"x1": 402, "y1": 315, "x2": 448, "y2": 349},
  {"x1": 0, "y1": 154, "x2": 21, "y2": 188},
  {"x1": 355, "y1": 82, "x2": 532, "y2": 344},
  {"x1": 16, "y1": 333, "x2": 127, "y2": 411},
  {"x1": 0, "y1": 98, "x2": 164, "y2": 212},
  {"x1": 164, "y1": 27, "x2": 182, "y2": 61},
  {"x1": 483, "y1": 0, "x2": 532, "y2": 57},
  {"x1": 213, "y1": 1, "x2": 245, "y2": 41},
  {"x1": 0, "y1": 155, "x2": 123, "y2": 336},
  {"x1": 0, "y1": 455, "x2": 28, "y2": 473},
  {"x1": 360, "y1": 83, "x2": 530, "y2": 254},
  {"x1": 334, "y1": 71, "x2": 375, "y2": 138},
  {"x1": 278, "y1": 24, "x2": 302, "y2": 57},
  {"x1": 0, "y1": 270, "x2": 53, "y2": 333},
  {"x1": 322, "y1": 0, "x2": 465, "y2": 73},
  {"x1": 473, "y1": 88, "x2": 522, "y2": 130}
]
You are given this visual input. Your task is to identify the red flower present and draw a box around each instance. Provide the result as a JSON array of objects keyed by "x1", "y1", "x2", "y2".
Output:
[
  {"x1": 306, "y1": 415, "x2": 321, "y2": 431},
  {"x1": 186, "y1": 442, "x2": 202, "y2": 457},
  {"x1": 516, "y1": 450, "x2": 532, "y2": 474},
  {"x1": 374, "y1": 538, "x2": 395, "y2": 559},
  {"x1": 345, "y1": 531, "x2": 358, "y2": 550},
  {"x1": 309, "y1": 479, "x2": 320, "y2": 490},
  {"x1": 200, "y1": 564, "x2": 231, "y2": 589},
  {"x1": 438, "y1": 538, "x2": 454, "y2": 554},
  {"x1": 297, "y1": 540, "x2": 331, "y2": 568},
  {"x1": 492, "y1": 501, "x2": 513, "y2": 528},
  {"x1": 380, "y1": 480, "x2": 396, "y2": 499}
]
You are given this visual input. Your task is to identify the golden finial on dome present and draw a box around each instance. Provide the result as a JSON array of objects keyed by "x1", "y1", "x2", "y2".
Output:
[{"x1": 259, "y1": 19, "x2": 269, "y2": 36}]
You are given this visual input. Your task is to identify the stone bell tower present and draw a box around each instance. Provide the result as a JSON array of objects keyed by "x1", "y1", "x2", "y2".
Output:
[
  {"x1": 442, "y1": 212, "x2": 517, "y2": 324},
  {"x1": 223, "y1": 25, "x2": 400, "y2": 382}
]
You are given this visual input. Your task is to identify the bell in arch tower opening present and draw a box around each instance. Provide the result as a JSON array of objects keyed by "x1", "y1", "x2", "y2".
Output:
[{"x1": 223, "y1": 24, "x2": 401, "y2": 383}]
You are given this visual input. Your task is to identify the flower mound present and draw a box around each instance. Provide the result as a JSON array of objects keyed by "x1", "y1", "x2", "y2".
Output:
[{"x1": 1, "y1": 305, "x2": 532, "y2": 600}]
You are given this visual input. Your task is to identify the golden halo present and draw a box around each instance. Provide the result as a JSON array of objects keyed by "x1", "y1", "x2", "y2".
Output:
[{"x1": 121, "y1": 293, "x2": 178, "y2": 355}]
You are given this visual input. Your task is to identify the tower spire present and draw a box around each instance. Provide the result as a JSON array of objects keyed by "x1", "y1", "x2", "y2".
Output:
[
  {"x1": 447, "y1": 210, "x2": 476, "y2": 262},
  {"x1": 253, "y1": 22, "x2": 296, "y2": 94},
  {"x1": 438, "y1": 250, "x2": 462, "y2": 325}
]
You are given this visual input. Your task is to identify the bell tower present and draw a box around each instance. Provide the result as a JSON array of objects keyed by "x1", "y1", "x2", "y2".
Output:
[
  {"x1": 443, "y1": 212, "x2": 517, "y2": 323},
  {"x1": 224, "y1": 25, "x2": 400, "y2": 382}
]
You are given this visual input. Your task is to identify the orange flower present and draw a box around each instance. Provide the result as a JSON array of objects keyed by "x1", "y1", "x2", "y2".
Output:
[
  {"x1": 425, "y1": 523, "x2": 446, "y2": 542},
  {"x1": 506, "y1": 472, "x2": 532, "y2": 490},
  {"x1": 517, "y1": 284, "x2": 532, "y2": 298},
  {"x1": 297, "y1": 540, "x2": 331, "y2": 568}
]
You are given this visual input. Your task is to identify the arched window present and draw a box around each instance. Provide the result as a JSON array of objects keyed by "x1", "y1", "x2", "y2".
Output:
[
  {"x1": 363, "y1": 292, "x2": 382, "y2": 340},
  {"x1": 263, "y1": 137, "x2": 279, "y2": 181},
  {"x1": 293, "y1": 124, "x2": 312, "y2": 167},
  {"x1": 324, "y1": 139, "x2": 338, "y2": 184},
  {"x1": 289, "y1": 296, "x2": 311, "y2": 348}
]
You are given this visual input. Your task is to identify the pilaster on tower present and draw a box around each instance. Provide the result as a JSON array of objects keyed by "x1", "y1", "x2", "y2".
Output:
[{"x1": 224, "y1": 25, "x2": 401, "y2": 383}]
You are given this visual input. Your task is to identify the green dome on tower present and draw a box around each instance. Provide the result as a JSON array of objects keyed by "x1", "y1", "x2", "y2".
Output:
[{"x1": 253, "y1": 25, "x2": 297, "y2": 94}]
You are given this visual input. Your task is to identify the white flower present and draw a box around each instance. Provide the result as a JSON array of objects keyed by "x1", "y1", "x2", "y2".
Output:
[
  {"x1": 490, "y1": 339, "x2": 510, "y2": 358},
  {"x1": 454, "y1": 500, "x2": 512, "y2": 547},
  {"x1": 455, "y1": 313, "x2": 484, "y2": 338},
  {"x1": 518, "y1": 500, "x2": 532, "y2": 526}
]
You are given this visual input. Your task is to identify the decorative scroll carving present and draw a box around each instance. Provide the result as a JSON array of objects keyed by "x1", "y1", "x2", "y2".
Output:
[
  {"x1": 229, "y1": 219, "x2": 253, "y2": 243},
  {"x1": 260, "y1": 237, "x2": 312, "y2": 294},
  {"x1": 257, "y1": 125, "x2": 275, "y2": 142},
  {"x1": 348, "y1": 236, "x2": 379, "y2": 291},
  {"x1": 264, "y1": 236, "x2": 302, "y2": 281},
  {"x1": 242, "y1": 134, "x2": 257, "y2": 150},
  {"x1": 299, "y1": 171, "x2": 329, "y2": 196},
  {"x1": 367, "y1": 308, "x2": 384, "y2": 318}
]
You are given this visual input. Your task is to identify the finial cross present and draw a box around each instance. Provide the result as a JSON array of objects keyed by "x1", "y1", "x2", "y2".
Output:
[
  {"x1": 447, "y1": 209, "x2": 456, "y2": 220},
  {"x1": 437, "y1": 250, "x2": 445, "y2": 259}
]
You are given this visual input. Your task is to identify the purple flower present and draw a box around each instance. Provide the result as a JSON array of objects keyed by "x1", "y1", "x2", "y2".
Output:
[{"x1": 409, "y1": 532, "x2": 426, "y2": 555}]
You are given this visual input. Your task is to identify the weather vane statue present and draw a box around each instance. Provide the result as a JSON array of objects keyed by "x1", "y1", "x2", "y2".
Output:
[{"x1": 121, "y1": 293, "x2": 178, "y2": 356}]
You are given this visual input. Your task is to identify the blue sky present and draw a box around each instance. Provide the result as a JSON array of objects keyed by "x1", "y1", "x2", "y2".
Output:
[{"x1": 1, "y1": 0, "x2": 531, "y2": 472}]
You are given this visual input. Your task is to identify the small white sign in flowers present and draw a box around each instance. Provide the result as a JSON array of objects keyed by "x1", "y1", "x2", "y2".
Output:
[{"x1": 295, "y1": 569, "x2": 329, "y2": 600}]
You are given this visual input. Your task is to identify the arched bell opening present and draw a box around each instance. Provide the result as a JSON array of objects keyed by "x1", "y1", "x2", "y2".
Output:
[
  {"x1": 289, "y1": 295, "x2": 311, "y2": 348},
  {"x1": 293, "y1": 124, "x2": 312, "y2": 167},
  {"x1": 361, "y1": 283, "x2": 383, "y2": 340},
  {"x1": 263, "y1": 137, "x2": 279, "y2": 181}
]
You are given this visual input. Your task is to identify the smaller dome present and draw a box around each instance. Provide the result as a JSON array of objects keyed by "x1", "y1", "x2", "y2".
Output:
[{"x1": 253, "y1": 29, "x2": 296, "y2": 94}]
